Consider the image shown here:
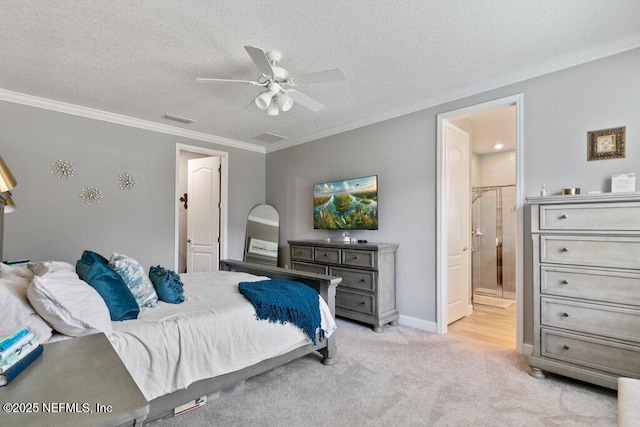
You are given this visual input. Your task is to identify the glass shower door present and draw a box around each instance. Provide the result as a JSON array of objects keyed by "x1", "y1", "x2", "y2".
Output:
[{"x1": 471, "y1": 188, "x2": 498, "y2": 296}]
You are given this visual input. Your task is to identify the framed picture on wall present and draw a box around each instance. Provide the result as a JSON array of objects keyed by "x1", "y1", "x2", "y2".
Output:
[{"x1": 587, "y1": 126, "x2": 626, "y2": 161}]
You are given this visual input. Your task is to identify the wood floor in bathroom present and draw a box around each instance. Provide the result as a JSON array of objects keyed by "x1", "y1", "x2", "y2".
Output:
[{"x1": 448, "y1": 303, "x2": 516, "y2": 349}]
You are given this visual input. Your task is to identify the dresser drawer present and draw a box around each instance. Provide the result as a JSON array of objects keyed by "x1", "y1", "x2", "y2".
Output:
[
  {"x1": 291, "y1": 245, "x2": 314, "y2": 262},
  {"x1": 315, "y1": 247, "x2": 341, "y2": 264},
  {"x1": 541, "y1": 329, "x2": 640, "y2": 377},
  {"x1": 541, "y1": 266, "x2": 640, "y2": 306},
  {"x1": 540, "y1": 202, "x2": 640, "y2": 231},
  {"x1": 540, "y1": 235, "x2": 640, "y2": 269},
  {"x1": 342, "y1": 249, "x2": 376, "y2": 269},
  {"x1": 335, "y1": 289, "x2": 375, "y2": 316},
  {"x1": 291, "y1": 261, "x2": 328, "y2": 275},
  {"x1": 330, "y1": 267, "x2": 376, "y2": 292},
  {"x1": 541, "y1": 297, "x2": 640, "y2": 343}
]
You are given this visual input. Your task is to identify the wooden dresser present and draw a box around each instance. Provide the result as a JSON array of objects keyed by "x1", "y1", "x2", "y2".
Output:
[
  {"x1": 528, "y1": 193, "x2": 640, "y2": 389},
  {"x1": 288, "y1": 240, "x2": 399, "y2": 332}
]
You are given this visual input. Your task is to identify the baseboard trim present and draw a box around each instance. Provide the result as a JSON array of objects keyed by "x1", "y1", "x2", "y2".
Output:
[{"x1": 398, "y1": 315, "x2": 437, "y2": 333}]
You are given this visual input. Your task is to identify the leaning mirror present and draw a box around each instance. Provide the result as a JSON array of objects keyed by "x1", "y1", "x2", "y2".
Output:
[{"x1": 243, "y1": 204, "x2": 279, "y2": 266}]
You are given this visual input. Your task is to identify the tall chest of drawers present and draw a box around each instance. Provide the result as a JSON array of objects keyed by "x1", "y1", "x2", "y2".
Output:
[
  {"x1": 528, "y1": 193, "x2": 640, "y2": 389},
  {"x1": 288, "y1": 240, "x2": 399, "y2": 332}
]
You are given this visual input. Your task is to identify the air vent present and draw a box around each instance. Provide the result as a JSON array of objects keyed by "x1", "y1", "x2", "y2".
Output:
[
  {"x1": 252, "y1": 133, "x2": 287, "y2": 144},
  {"x1": 163, "y1": 113, "x2": 194, "y2": 124}
]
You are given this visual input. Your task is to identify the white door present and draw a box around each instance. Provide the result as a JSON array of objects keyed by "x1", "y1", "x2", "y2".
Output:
[
  {"x1": 445, "y1": 122, "x2": 470, "y2": 324},
  {"x1": 187, "y1": 156, "x2": 221, "y2": 273}
]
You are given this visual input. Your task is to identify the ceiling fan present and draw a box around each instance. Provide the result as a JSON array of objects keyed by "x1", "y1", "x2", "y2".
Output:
[{"x1": 196, "y1": 46, "x2": 345, "y2": 116}]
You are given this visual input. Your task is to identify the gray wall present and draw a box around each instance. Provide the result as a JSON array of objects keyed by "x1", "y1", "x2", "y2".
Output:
[
  {"x1": 1, "y1": 101, "x2": 265, "y2": 269},
  {"x1": 267, "y1": 47, "x2": 640, "y2": 343}
]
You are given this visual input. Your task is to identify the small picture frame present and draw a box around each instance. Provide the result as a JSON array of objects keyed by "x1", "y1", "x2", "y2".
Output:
[
  {"x1": 612, "y1": 173, "x2": 636, "y2": 193},
  {"x1": 587, "y1": 126, "x2": 626, "y2": 161}
]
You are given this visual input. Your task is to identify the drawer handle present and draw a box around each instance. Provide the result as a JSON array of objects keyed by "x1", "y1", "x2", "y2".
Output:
[
  {"x1": 562, "y1": 312, "x2": 569, "y2": 317},
  {"x1": 323, "y1": 253, "x2": 328, "y2": 257},
  {"x1": 361, "y1": 278, "x2": 367, "y2": 282},
  {"x1": 560, "y1": 214, "x2": 568, "y2": 219},
  {"x1": 563, "y1": 345, "x2": 570, "y2": 350},
  {"x1": 354, "y1": 256, "x2": 359, "y2": 260},
  {"x1": 561, "y1": 280, "x2": 569, "y2": 285},
  {"x1": 360, "y1": 301, "x2": 366, "y2": 305},
  {"x1": 561, "y1": 247, "x2": 569, "y2": 252}
]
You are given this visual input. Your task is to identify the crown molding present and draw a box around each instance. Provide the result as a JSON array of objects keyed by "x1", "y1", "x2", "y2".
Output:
[
  {"x1": 0, "y1": 89, "x2": 266, "y2": 154},
  {"x1": 266, "y1": 32, "x2": 640, "y2": 153}
]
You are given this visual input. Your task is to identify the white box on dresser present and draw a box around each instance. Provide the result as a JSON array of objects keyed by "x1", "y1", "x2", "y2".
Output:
[{"x1": 528, "y1": 193, "x2": 640, "y2": 389}]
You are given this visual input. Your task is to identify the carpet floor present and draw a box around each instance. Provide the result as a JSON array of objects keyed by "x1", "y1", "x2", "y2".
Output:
[{"x1": 151, "y1": 319, "x2": 617, "y2": 426}]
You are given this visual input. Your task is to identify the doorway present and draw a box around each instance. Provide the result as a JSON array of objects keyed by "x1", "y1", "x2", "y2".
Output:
[
  {"x1": 436, "y1": 94, "x2": 524, "y2": 354},
  {"x1": 174, "y1": 144, "x2": 229, "y2": 273}
]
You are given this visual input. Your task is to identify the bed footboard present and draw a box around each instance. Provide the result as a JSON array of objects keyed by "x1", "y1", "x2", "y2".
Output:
[{"x1": 219, "y1": 259, "x2": 341, "y2": 363}]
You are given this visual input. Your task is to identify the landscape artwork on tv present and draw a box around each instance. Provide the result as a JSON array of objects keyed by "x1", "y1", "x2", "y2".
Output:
[{"x1": 313, "y1": 175, "x2": 378, "y2": 230}]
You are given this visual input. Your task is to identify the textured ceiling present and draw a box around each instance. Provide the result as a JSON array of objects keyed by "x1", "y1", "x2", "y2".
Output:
[{"x1": 1, "y1": 1, "x2": 639, "y2": 152}]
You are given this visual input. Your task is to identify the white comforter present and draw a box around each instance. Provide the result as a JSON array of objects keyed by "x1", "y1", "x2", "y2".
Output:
[{"x1": 109, "y1": 270, "x2": 336, "y2": 401}]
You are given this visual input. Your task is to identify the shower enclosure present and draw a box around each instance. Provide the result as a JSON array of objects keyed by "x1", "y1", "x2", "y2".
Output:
[{"x1": 471, "y1": 185, "x2": 516, "y2": 300}]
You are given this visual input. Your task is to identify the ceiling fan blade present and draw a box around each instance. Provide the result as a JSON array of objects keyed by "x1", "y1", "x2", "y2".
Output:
[
  {"x1": 244, "y1": 45, "x2": 275, "y2": 77},
  {"x1": 289, "y1": 69, "x2": 345, "y2": 86},
  {"x1": 196, "y1": 78, "x2": 261, "y2": 86},
  {"x1": 286, "y1": 89, "x2": 325, "y2": 112}
]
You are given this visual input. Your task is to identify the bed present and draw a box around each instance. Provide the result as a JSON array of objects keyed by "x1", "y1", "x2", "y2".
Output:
[
  {"x1": 125, "y1": 260, "x2": 340, "y2": 421},
  {"x1": 0, "y1": 259, "x2": 340, "y2": 423}
]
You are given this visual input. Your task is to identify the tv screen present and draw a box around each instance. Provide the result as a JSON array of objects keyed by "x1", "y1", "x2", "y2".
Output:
[{"x1": 313, "y1": 175, "x2": 378, "y2": 230}]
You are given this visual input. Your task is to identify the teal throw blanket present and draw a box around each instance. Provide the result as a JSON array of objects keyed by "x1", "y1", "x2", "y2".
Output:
[{"x1": 238, "y1": 279, "x2": 321, "y2": 344}]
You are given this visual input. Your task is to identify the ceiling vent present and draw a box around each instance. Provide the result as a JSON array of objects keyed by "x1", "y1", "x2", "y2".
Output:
[
  {"x1": 163, "y1": 113, "x2": 194, "y2": 124},
  {"x1": 252, "y1": 133, "x2": 287, "y2": 144}
]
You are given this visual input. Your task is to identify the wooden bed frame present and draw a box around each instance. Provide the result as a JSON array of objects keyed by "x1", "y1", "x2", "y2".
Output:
[{"x1": 145, "y1": 259, "x2": 341, "y2": 422}]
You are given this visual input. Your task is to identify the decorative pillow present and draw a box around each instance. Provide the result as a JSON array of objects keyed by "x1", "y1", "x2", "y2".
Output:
[
  {"x1": 80, "y1": 250, "x2": 109, "y2": 265},
  {"x1": 0, "y1": 263, "x2": 34, "y2": 280},
  {"x1": 109, "y1": 253, "x2": 158, "y2": 308},
  {"x1": 0, "y1": 275, "x2": 52, "y2": 343},
  {"x1": 26, "y1": 271, "x2": 112, "y2": 337},
  {"x1": 76, "y1": 260, "x2": 139, "y2": 321},
  {"x1": 28, "y1": 261, "x2": 75, "y2": 277},
  {"x1": 149, "y1": 266, "x2": 185, "y2": 304}
]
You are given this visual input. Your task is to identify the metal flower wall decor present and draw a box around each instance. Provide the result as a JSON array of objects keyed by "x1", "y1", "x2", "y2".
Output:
[
  {"x1": 51, "y1": 159, "x2": 76, "y2": 179},
  {"x1": 79, "y1": 186, "x2": 103, "y2": 204},
  {"x1": 118, "y1": 173, "x2": 137, "y2": 191}
]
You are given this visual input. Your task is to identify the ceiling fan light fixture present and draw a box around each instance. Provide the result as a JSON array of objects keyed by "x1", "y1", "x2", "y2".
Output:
[
  {"x1": 276, "y1": 93, "x2": 293, "y2": 112},
  {"x1": 255, "y1": 91, "x2": 272, "y2": 110},
  {"x1": 266, "y1": 101, "x2": 279, "y2": 116}
]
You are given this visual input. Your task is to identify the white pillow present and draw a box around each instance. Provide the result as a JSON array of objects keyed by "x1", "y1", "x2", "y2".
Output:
[
  {"x1": 28, "y1": 260, "x2": 75, "y2": 277},
  {"x1": 0, "y1": 263, "x2": 34, "y2": 280},
  {"x1": 26, "y1": 271, "x2": 112, "y2": 337},
  {"x1": 0, "y1": 274, "x2": 52, "y2": 343}
]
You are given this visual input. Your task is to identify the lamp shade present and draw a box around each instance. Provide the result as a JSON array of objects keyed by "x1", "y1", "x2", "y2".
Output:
[
  {"x1": 276, "y1": 93, "x2": 293, "y2": 112},
  {"x1": 255, "y1": 92, "x2": 273, "y2": 110},
  {"x1": 3, "y1": 197, "x2": 15, "y2": 213},
  {"x1": 0, "y1": 156, "x2": 17, "y2": 193},
  {"x1": 266, "y1": 101, "x2": 279, "y2": 116}
]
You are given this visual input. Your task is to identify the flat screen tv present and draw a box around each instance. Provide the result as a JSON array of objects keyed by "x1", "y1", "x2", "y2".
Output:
[{"x1": 313, "y1": 175, "x2": 378, "y2": 230}]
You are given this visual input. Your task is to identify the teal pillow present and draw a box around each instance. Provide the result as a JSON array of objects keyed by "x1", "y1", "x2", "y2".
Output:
[
  {"x1": 149, "y1": 266, "x2": 185, "y2": 304},
  {"x1": 109, "y1": 253, "x2": 158, "y2": 308},
  {"x1": 76, "y1": 260, "x2": 139, "y2": 321},
  {"x1": 81, "y1": 250, "x2": 108, "y2": 265}
]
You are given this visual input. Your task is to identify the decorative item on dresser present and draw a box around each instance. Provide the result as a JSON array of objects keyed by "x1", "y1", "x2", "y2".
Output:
[
  {"x1": 289, "y1": 240, "x2": 398, "y2": 332},
  {"x1": 528, "y1": 192, "x2": 640, "y2": 389}
]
